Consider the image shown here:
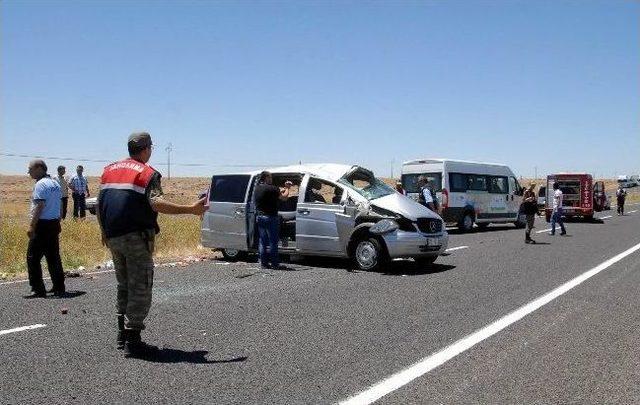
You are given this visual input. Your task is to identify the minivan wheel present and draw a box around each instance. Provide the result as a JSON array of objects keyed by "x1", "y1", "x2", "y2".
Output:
[
  {"x1": 354, "y1": 238, "x2": 388, "y2": 271},
  {"x1": 476, "y1": 222, "x2": 489, "y2": 230},
  {"x1": 458, "y1": 213, "x2": 475, "y2": 232},
  {"x1": 221, "y1": 249, "x2": 246, "y2": 262}
]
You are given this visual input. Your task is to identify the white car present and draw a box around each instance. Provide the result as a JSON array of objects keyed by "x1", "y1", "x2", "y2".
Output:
[{"x1": 86, "y1": 196, "x2": 97, "y2": 215}]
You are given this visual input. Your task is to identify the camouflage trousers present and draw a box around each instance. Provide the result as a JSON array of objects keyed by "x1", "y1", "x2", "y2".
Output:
[{"x1": 107, "y1": 230, "x2": 155, "y2": 331}]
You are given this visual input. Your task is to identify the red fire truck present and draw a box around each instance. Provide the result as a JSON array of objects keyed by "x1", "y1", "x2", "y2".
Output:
[{"x1": 545, "y1": 173, "x2": 608, "y2": 222}]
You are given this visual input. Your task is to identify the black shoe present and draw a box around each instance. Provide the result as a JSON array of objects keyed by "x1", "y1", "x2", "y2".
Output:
[
  {"x1": 124, "y1": 330, "x2": 159, "y2": 359},
  {"x1": 117, "y1": 316, "x2": 125, "y2": 350},
  {"x1": 560, "y1": 231, "x2": 567, "y2": 236},
  {"x1": 23, "y1": 291, "x2": 46, "y2": 299},
  {"x1": 525, "y1": 239, "x2": 531, "y2": 244}
]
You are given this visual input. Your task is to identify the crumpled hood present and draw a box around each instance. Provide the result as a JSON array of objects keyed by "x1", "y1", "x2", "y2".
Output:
[{"x1": 371, "y1": 193, "x2": 441, "y2": 221}]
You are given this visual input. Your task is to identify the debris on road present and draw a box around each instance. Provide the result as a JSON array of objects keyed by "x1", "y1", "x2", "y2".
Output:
[{"x1": 60, "y1": 307, "x2": 68, "y2": 314}]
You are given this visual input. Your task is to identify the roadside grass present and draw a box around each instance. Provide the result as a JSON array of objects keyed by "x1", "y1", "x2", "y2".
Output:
[{"x1": 0, "y1": 202, "x2": 205, "y2": 280}]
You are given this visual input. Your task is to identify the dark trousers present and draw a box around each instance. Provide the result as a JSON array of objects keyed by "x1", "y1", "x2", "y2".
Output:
[
  {"x1": 257, "y1": 215, "x2": 280, "y2": 267},
  {"x1": 617, "y1": 199, "x2": 625, "y2": 215},
  {"x1": 27, "y1": 220, "x2": 65, "y2": 294},
  {"x1": 61, "y1": 197, "x2": 68, "y2": 219},
  {"x1": 72, "y1": 193, "x2": 86, "y2": 218}
]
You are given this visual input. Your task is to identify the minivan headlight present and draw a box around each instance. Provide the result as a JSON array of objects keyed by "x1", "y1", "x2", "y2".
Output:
[{"x1": 370, "y1": 219, "x2": 399, "y2": 235}]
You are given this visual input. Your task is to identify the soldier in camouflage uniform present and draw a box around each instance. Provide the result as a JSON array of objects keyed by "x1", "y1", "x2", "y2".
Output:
[{"x1": 97, "y1": 132, "x2": 206, "y2": 357}]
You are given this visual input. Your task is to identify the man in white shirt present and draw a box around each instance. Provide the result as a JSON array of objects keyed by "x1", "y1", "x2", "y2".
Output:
[
  {"x1": 550, "y1": 182, "x2": 567, "y2": 236},
  {"x1": 69, "y1": 164, "x2": 89, "y2": 219},
  {"x1": 55, "y1": 165, "x2": 69, "y2": 219}
]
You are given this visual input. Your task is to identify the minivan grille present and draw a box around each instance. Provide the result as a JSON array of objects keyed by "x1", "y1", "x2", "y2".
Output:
[{"x1": 416, "y1": 218, "x2": 442, "y2": 234}]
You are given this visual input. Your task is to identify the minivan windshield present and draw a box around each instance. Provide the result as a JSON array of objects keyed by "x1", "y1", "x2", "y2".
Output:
[{"x1": 339, "y1": 169, "x2": 395, "y2": 201}]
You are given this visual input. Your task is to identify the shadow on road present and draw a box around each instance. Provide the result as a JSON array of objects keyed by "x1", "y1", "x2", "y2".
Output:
[
  {"x1": 377, "y1": 263, "x2": 456, "y2": 276},
  {"x1": 447, "y1": 225, "x2": 515, "y2": 235},
  {"x1": 135, "y1": 348, "x2": 248, "y2": 364},
  {"x1": 51, "y1": 290, "x2": 86, "y2": 299}
]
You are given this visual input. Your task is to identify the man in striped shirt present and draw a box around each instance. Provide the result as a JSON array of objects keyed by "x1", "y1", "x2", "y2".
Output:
[{"x1": 69, "y1": 164, "x2": 90, "y2": 218}]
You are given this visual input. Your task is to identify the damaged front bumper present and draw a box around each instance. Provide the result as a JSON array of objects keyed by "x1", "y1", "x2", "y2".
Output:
[{"x1": 382, "y1": 230, "x2": 449, "y2": 258}]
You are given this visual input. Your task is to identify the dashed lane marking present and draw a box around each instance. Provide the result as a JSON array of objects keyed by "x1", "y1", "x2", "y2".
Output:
[
  {"x1": 0, "y1": 324, "x2": 46, "y2": 336},
  {"x1": 445, "y1": 246, "x2": 469, "y2": 252},
  {"x1": 339, "y1": 241, "x2": 640, "y2": 405}
]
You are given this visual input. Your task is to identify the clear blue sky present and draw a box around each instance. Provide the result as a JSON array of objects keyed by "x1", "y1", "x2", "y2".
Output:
[{"x1": 1, "y1": 0, "x2": 638, "y2": 178}]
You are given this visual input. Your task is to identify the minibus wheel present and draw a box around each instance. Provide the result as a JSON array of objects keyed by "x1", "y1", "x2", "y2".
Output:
[
  {"x1": 221, "y1": 249, "x2": 246, "y2": 262},
  {"x1": 353, "y1": 237, "x2": 388, "y2": 271}
]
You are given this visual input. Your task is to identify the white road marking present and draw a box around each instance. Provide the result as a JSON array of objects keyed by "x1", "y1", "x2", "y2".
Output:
[
  {"x1": 599, "y1": 215, "x2": 613, "y2": 220},
  {"x1": 339, "y1": 241, "x2": 640, "y2": 405},
  {"x1": 445, "y1": 246, "x2": 469, "y2": 252},
  {"x1": 629, "y1": 210, "x2": 637, "y2": 214},
  {"x1": 0, "y1": 324, "x2": 46, "y2": 336},
  {"x1": 536, "y1": 228, "x2": 553, "y2": 234}
]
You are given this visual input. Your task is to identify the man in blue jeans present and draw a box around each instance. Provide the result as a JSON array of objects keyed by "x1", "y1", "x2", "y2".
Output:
[
  {"x1": 550, "y1": 182, "x2": 567, "y2": 236},
  {"x1": 254, "y1": 171, "x2": 292, "y2": 269}
]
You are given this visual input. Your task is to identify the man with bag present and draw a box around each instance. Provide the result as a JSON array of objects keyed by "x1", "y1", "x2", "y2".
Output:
[
  {"x1": 522, "y1": 183, "x2": 538, "y2": 244},
  {"x1": 97, "y1": 132, "x2": 206, "y2": 358}
]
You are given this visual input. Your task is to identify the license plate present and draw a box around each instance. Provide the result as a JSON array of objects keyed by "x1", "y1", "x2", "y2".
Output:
[{"x1": 426, "y1": 237, "x2": 440, "y2": 246}]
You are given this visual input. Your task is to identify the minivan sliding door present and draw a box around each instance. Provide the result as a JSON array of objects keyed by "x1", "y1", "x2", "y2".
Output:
[{"x1": 202, "y1": 175, "x2": 252, "y2": 250}]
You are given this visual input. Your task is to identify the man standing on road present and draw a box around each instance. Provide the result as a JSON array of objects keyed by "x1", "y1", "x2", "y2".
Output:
[
  {"x1": 25, "y1": 160, "x2": 66, "y2": 298},
  {"x1": 55, "y1": 165, "x2": 70, "y2": 220},
  {"x1": 417, "y1": 175, "x2": 439, "y2": 213},
  {"x1": 97, "y1": 132, "x2": 206, "y2": 358},
  {"x1": 550, "y1": 182, "x2": 567, "y2": 236},
  {"x1": 69, "y1": 165, "x2": 89, "y2": 219},
  {"x1": 522, "y1": 183, "x2": 538, "y2": 244},
  {"x1": 254, "y1": 171, "x2": 292, "y2": 270},
  {"x1": 616, "y1": 186, "x2": 627, "y2": 215}
]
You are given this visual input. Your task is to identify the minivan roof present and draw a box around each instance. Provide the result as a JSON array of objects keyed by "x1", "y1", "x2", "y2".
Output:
[{"x1": 216, "y1": 163, "x2": 356, "y2": 183}]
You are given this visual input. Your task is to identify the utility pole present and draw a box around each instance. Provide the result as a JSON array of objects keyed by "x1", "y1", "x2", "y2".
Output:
[
  {"x1": 534, "y1": 166, "x2": 538, "y2": 180},
  {"x1": 391, "y1": 158, "x2": 395, "y2": 179},
  {"x1": 166, "y1": 143, "x2": 173, "y2": 180}
]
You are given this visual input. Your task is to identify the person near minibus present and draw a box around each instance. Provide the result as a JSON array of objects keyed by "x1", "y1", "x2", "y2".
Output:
[
  {"x1": 416, "y1": 175, "x2": 439, "y2": 213},
  {"x1": 616, "y1": 186, "x2": 627, "y2": 215},
  {"x1": 550, "y1": 182, "x2": 567, "y2": 236},
  {"x1": 522, "y1": 183, "x2": 538, "y2": 244},
  {"x1": 254, "y1": 171, "x2": 292, "y2": 269}
]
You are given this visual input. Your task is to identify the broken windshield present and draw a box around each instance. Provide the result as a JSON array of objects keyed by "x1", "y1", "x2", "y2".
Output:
[{"x1": 338, "y1": 168, "x2": 395, "y2": 201}]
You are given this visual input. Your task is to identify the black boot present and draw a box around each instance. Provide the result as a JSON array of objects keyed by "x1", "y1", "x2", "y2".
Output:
[
  {"x1": 124, "y1": 330, "x2": 159, "y2": 359},
  {"x1": 116, "y1": 315, "x2": 125, "y2": 350}
]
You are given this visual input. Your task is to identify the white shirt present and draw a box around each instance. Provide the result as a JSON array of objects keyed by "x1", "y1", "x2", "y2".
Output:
[
  {"x1": 422, "y1": 188, "x2": 434, "y2": 204},
  {"x1": 553, "y1": 189, "x2": 563, "y2": 210}
]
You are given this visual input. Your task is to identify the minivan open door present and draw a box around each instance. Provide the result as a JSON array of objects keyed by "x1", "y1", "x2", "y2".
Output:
[{"x1": 201, "y1": 174, "x2": 253, "y2": 251}]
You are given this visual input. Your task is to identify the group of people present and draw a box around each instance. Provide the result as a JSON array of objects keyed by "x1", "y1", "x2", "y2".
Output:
[
  {"x1": 54, "y1": 164, "x2": 91, "y2": 219},
  {"x1": 26, "y1": 132, "x2": 206, "y2": 358}
]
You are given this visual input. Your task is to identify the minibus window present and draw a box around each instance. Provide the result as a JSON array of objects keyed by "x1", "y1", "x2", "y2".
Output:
[
  {"x1": 401, "y1": 173, "x2": 442, "y2": 193},
  {"x1": 488, "y1": 176, "x2": 508, "y2": 194},
  {"x1": 467, "y1": 175, "x2": 487, "y2": 191},
  {"x1": 449, "y1": 173, "x2": 468, "y2": 192}
]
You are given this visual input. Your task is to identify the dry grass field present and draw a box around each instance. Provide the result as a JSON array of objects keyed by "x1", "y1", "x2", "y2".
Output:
[
  {"x1": 1, "y1": 174, "x2": 635, "y2": 279},
  {"x1": 0, "y1": 175, "x2": 211, "y2": 279}
]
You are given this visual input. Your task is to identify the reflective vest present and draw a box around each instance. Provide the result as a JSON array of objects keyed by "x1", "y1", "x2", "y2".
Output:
[{"x1": 99, "y1": 158, "x2": 160, "y2": 238}]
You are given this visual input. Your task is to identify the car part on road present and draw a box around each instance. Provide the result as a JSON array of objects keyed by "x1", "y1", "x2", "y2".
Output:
[{"x1": 221, "y1": 249, "x2": 246, "y2": 262}]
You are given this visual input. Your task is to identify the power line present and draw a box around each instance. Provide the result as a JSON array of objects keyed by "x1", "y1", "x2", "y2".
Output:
[{"x1": 0, "y1": 151, "x2": 276, "y2": 168}]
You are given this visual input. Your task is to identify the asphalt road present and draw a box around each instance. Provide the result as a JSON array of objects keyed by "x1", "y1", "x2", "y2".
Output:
[{"x1": 2, "y1": 205, "x2": 640, "y2": 404}]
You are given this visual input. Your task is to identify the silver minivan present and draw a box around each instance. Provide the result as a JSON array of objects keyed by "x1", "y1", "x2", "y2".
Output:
[{"x1": 201, "y1": 164, "x2": 449, "y2": 271}]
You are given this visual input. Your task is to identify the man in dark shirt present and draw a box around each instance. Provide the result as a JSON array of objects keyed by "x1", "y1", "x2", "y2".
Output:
[{"x1": 254, "y1": 171, "x2": 291, "y2": 269}]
